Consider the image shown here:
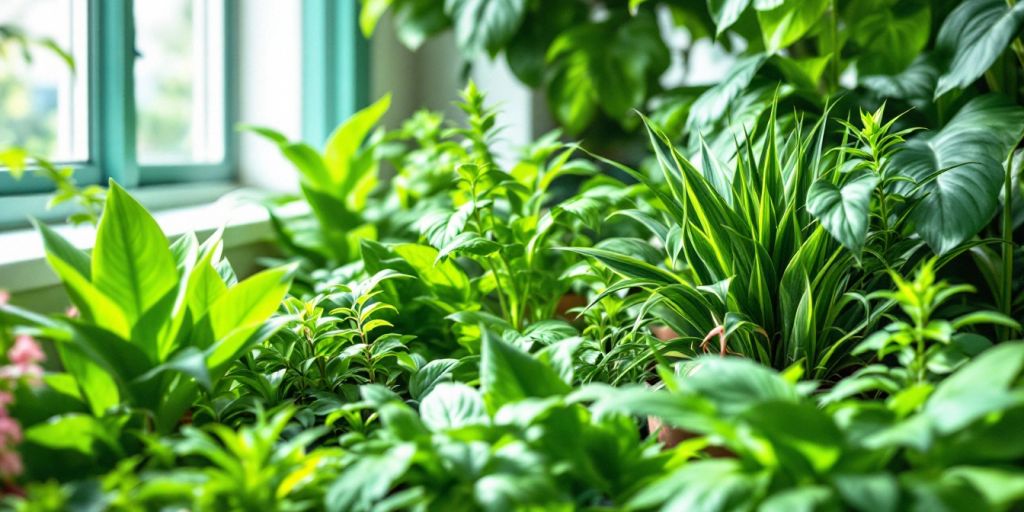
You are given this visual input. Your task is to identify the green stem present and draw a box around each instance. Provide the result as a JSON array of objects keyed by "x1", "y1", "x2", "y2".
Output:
[{"x1": 1000, "y1": 137, "x2": 1022, "y2": 340}]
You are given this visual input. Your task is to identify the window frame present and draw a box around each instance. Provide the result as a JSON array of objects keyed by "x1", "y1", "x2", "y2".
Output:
[
  {"x1": 301, "y1": 0, "x2": 368, "y2": 147},
  {"x1": 0, "y1": 0, "x2": 238, "y2": 198}
]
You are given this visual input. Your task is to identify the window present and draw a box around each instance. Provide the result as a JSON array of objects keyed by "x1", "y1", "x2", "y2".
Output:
[
  {"x1": 135, "y1": 0, "x2": 225, "y2": 164},
  {"x1": 0, "y1": 0, "x2": 89, "y2": 162},
  {"x1": 0, "y1": 0, "x2": 234, "y2": 199}
]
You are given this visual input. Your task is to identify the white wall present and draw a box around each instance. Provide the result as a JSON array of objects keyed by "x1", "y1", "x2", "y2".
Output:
[{"x1": 235, "y1": 7, "x2": 542, "y2": 190}]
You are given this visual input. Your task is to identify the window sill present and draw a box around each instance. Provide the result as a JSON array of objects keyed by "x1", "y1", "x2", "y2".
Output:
[{"x1": 0, "y1": 185, "x2": 302, "y2": 294}]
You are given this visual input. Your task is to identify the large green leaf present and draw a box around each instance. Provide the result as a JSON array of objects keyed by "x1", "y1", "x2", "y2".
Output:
[
  {"x1": 707, "y1": 0, "x2": 751, "y2": 35},
  {"x1": 546, "y1": 14, "x2": 669, "y2": 132},
  {"x1": 321, "y1": 94, "x2": 389, "y2": 207},
  {"x1": 755, "y1": 0, "x2": 829, "y2": 52},
  {"x1": 204, "y1": 265, "x2": 294, "y2": 344},
  {"x1": 846, "y1": 0, "x2": 930, "y2": 75},
  {"x1": 807, "y1": 172, "x2": 878, "y2": 254},
  {"x1": 92, "y1": 181, "x2": 178, "y2": 328},
  {"x1": 934, "y1": 0, "x2": 1024, "y2": 97},
  {"x1": 891, "y1": 95, "x2": 1024, "y2": 254},
  {"x1": 444, "y1": 0, "x2": 526, "y2": 56},
  {"x1": 480, "y1": 329, "x2": 570, "y2": 409},
  {"x1": 419, "y1": 382, "x2": 488, "y2": 430}
]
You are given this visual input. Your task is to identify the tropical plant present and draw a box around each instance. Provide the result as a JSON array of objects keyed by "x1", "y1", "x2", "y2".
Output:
[
  {"x1": 3, "y1": 181, "x2": 294, "y2": 443},
  {"x1": 246, "y1": 95, "x2": 392, "y2": 266}
]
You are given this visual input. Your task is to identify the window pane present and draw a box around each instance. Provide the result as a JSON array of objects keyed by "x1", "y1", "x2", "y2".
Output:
[
  {"x1": 134, "y1": 0, "x2": 225, "y2": 164},
  {"x1": 0, "y1": 0, "x2": 89, "y2": 162}
]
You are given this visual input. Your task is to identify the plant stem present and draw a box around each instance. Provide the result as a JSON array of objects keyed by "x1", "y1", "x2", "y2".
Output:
[{"x1": 1000, "y1": 137, "x2": 1022, "y2": 340}]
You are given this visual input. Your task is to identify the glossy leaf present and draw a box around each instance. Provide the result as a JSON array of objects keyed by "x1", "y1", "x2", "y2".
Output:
[
  {"x1": 92, "y1": 181, "x2": 178, "y2": 326},
  {"x1": 807, "y1": 172, "x2": 879, "y2": 253},
  {"x1": 934, "y1": 0, "x2": 1024, "y2": 97}
]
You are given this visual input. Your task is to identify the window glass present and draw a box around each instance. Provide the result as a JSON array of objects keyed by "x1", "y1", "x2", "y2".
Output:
[
  {"x1": 135, "y1": 0, "x2": 225, "y2": 164},
  {"x1": 0, "y1": 0, "x2": 89, "y2": 162}
]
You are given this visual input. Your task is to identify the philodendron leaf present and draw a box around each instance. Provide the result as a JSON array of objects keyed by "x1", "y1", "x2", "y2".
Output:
[
  {"x1": 891, "y1": 95, "x2": 1024, "y2": 254},
  {"x1": 755, "y1": 0, "x2": 829, "y2": 52},
  {"x1": 444, "y1": 0, "x2": 527, "y2": 57},
  {"x1": 707, "y1": 0, "x2": 751, "y2": 35},
  {"x1": 807, "y1": 172, "x2": 879, "y2": 254},
  {"x1": 480, "y1": 328, "x2": 570, "y2": 409},
  {"x1": 92, "y1": 181, "x2": 178, "y2": 328},
  {"x1": 934, "y1": 0, "x2": 1024, "y2": 98},
  {"x1": 846, "y1": 0, "x2": 931, "y2": 76}
]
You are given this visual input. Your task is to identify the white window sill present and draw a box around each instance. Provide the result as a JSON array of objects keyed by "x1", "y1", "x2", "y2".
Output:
[{"x1": 0, "y1": 186, "x2": 304, "y2": 294}]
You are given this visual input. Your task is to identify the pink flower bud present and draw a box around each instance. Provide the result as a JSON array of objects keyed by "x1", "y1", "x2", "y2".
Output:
[
  {"x1": 0, "y1": 450, "x2": 23, "y2": 478},
  {"x1": 65, "y1": 306, "x2": 79, "y2": 319},
  {"x1": 0, "y1": 291, "x2": 9, "y2": 306},
  {"x1": 0, "y1": 417, "x2": 21, "y2": 447},
  {"x1": 8, "y1": 335, "x2": 44, "y2": 367}
]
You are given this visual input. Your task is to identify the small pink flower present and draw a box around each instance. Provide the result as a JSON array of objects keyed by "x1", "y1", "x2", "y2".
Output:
[
  {"x1": 8, "y1": 335, "x2": 44, "y2": 367},
  {"x1": 0, "y1": 450, "x2": 23, "y2": 478},
  {"x1": 0, "y1": 392, "x2": 12, "y2": 409},
  {"x1": 0, "y1": 290, "x2": 9, "y2": 306},
  {"x1": 0, "y1": 417, "x2": 21, "y2": 447},
  {"x1": 65, "y1": 306, "x2": 79, "y2": 319}
]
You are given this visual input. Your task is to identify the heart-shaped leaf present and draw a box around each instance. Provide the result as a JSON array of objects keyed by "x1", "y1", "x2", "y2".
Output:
[{"x1": 807, "y1": 172, "x2": 879, "y2": 254}]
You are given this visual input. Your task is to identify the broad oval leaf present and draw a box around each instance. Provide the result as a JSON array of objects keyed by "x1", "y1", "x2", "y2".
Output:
[
  {"x1": 420, "y1": 382, "x2": 488, "y2": 430},
  {"x1": 444, "y1": 0, "x2": 527, "y2": 56},
  {"x1": 891, "y1": 95, "x2": 1024, "y2": 254},
  {"x1": 934, "y1": 0, "x2": 1024, "y2": 97}
]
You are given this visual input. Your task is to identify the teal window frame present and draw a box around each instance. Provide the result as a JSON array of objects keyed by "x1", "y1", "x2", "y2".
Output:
[
  {"x1": 301, "y1": 0, "x2": 369, "y2": 146},
  {"x1": 0, "y1": 0, "x2": 239, "y2": 197}
]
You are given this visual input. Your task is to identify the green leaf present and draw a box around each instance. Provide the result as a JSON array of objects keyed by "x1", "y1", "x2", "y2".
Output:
[
  {"x1": 92, "y1": 181, "x2": 178, "y2": 327},
  {"x1": 410, "y1": 358, "x2": 460, "y2": 400},
  {"x1": 833, "y1": 473, "x2": 900, "y2": 512},
  {"x1": 420, "y1": 382, "x2": 488, "y2": 430},
  {"x1": 323, "y1": 94, "x2": 390, "y2": 205},
  {"x1": 390, "y1": 0, "x2": 451, "y2": 50},
  {"x1": 925, "y1": 342, "x2": 1024, "y2": 434},
  {"x1": 205, "y1": 265, "x2": 294, "y2": 344},
  {"x1": 24, "y1": 414, "x2": 113, "y2": 456},
  {"x1": 707, "y1": 0, "x2": 751, "y2": 35},
  {"x1": 744, "y1": 401, "x2": 843, "y2": 475},
  {"x1": 393, "y1": 243, "x2": 471, "y2": 303},
  {"x1": 325, "y1": 444, "x2": 415, "y2": 512},
  {"x1": 846, "y1": 0, "x2": 930, "y2": 75},
  {"x1": 480, "y1": 329, "x2": 570, "y2": 409},
  {"x1": 359, "y1": 0, "x2": 394, "y2": 36},
  {"x1": 444, "y1": 0, "x2": 526, "y2": 56},
  {"x1": 560, "y1": 247, "x2": 683, "y2": 286},
  {"x1": 546, "y1": 14, "x2": 669, "y2": 132},
  {"x1": 755, "y1": 0, "x2": 829, "y2": 52},
  {"x1": 758, "y1": 486, "x2": 835, "y2": 512},
  {"x1": 687, "y1": 54, "x2": 766, "y2": 131},
  {"x1": 891, "y1": 95, "x2": 1024, "y2": 254},
  {"x1": 934, "y1": 0, "x2": 1024, "y2": 97},
  {"x1": 807, "y1": 172, "x2": 879, "y2": 253},
  {"x1": 0, "y1": 147, "x2": 28, "y2": 179}
]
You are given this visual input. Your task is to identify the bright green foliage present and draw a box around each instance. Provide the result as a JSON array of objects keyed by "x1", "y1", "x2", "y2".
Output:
[
  {"x1": 16, "y1": 181, "x2": 294, "y2": 436},
  {"x1": 245, "y1": 94, "x2": 391, "y2": 265}
]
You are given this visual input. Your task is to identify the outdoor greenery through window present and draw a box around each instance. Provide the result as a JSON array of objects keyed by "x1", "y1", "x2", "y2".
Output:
[
  {"x1": 135, "y1": 0, "x2": 225, "y2": 164},
  {"x1": 0, "y1": 0, "x2": 230, "y2": 204},
  {"x1": 0, "y1": 0, "x2": 88, "y2": 162}
]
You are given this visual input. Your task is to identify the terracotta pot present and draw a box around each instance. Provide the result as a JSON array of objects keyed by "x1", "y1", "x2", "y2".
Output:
[
  {"x1": 555, "y1": 293, "x2": 588, "y2": 320},
  {"x1": 650, "y1": 325, "x2": 678, "y2": 342}
]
